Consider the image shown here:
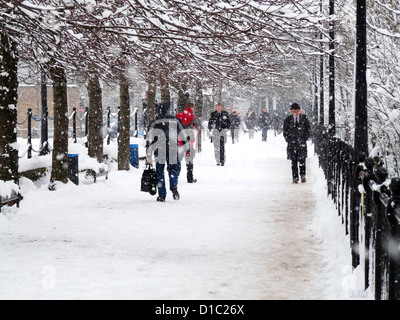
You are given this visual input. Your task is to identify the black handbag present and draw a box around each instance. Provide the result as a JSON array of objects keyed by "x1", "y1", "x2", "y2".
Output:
[{"x1": 140, "y1": 163, "x2": 157, "y2": 195}]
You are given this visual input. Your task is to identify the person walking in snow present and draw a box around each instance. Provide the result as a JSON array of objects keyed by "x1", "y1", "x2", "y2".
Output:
[
  {"x1": 229, "y1": 109, "x2": 241, "y2": 144},
  {"x1": 271, "y1": 112, "x2": 283, "y2": 136},
  {"x1": 176, "y1": 102, "x2": 201, "y2": 183},
  {"x1": 244, "y1": 108, "x2": 257, "y2": 139},
  {"x1": 283, "y1": 103, "x2": 311, "y2": 184},
  {"x1": 208, "y1": 102, "x2": 231, "y2": 166},
  {"x1": 146, "y1": 102, "x2": 188, "y2": 202},
  {"x1": 258, "y1": 108, "x2": 270, "y2": 142}
]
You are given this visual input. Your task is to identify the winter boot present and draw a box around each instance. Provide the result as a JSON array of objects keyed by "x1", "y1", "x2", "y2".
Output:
[
  {"x1": 170, "y1": 186, "x2": 180, "y2": 200},
  {"x1": 187, "y1": 164, "x2": 197, "y2": 183},
  {"x1": 157, "y1": 196, "x2": 165, "y2": 202}
]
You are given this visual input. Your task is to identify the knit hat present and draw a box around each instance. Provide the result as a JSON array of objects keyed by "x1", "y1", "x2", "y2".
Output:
[{"x1": 176, "y1": 107, "x2": 194, "y2": 127}]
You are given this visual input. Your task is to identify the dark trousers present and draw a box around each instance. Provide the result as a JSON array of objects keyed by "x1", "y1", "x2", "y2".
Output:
[
  {"x1": 219, "y1": 137, "x2": 225, "y2": 164},
  {"x1": 261, "y1": 128, "x2": 268, "y2": 141},
  {"x1": 186, "y1": 163, "x2": 194, "y2": 182},
  {"x1": 230, "y1": 128, "x2": 239, "y2": 143},
  {"x1": 212, "y1": 133, "x2": 225, "y2": 165},
  {"x1": 291, "y1": 150, "x2": 306, "y2": 180},
  {"x1": 156, "y1": 162, "x2": 181, "y2": 198}
]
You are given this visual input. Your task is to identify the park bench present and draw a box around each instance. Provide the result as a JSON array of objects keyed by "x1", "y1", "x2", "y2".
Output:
[{"x1": 0, "y1": 192, "x2": 23, "y2": 213}]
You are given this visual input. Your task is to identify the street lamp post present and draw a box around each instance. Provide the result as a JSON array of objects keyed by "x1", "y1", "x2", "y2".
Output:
[{"x1": 354, "y1": 0, "x2": 368, "y2": 157}]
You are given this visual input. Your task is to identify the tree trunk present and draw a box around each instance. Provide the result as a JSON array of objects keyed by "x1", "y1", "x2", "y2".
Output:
[
  {"x1": 87, "y1": 75, "x2": 103, "y2": 163},
  {"x1": 40, "y1": 67, "x2": 50, "y2": 156},
  {"x1": 195, "y1": 82, "x2": 203, "y2": 119},
  {"x1": 0, "y1": 32, "x2": 19, "y2": 184},
  {"x1": 48, "y1": 62, "x2": 69, "y2": 188},
  {"x1": 195, "y1": 82, "x2": 203, "y2": 153},
  {"x1": 147, "y1": 77, "x2": 156, "y2": 122},
  {"x1": 160, "y1": 75, "x2": 170, "y2": 108},
  {"x1": 313, "y1": 59, "x2": 319, "y2": 125},
  {"x1": 118, "y1": 70, "x2": 130, "y2": 171},
  {"x1": 178, "y1": 82, "x2": 188, "y2": 114}
]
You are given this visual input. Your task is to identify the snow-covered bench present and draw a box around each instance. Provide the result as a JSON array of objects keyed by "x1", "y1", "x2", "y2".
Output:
[
  {"x1": 19, "y1": 153, "x2": 52, "y2": 181},
  {"x1": 0, "y1": 181, "x2": 23, "y2": 213},
  {"x1": 78, "y1": 156, "x2": 109, "y2": 184}
]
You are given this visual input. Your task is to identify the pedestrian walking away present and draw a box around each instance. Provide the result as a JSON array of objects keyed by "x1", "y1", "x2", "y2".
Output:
[
  {"x1": 244, "y1": 107, "x2": 257, "y2": 139},
  {"x1": 176, "y1": 102, "x2": 201, "y2": 183},
  {"x1": 258, "y1": 108, "x2": 270, "y2": 142},
  {"x1": 146, "y1": 102, "x2": 188, "y2": 202},
  {"x1": 208, "y1": 102, "x2": 231, "y2": 166},
  {"x1": 229, "y1": 109, "x2": 241, "y2": 144},
  {"x1": 283, "y1": 103, "x2": 311, "y2": 184}
]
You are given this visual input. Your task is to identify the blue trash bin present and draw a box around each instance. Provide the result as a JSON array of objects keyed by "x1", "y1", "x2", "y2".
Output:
[
  {"x1": 129, "y1": 144, "x2": 139, "y2": 168},
  {"x1": 68, "y1": 154, "x2": 79, "y2": 185}
]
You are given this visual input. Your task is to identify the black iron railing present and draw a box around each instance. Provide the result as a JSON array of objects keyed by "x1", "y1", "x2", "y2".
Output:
[{"x1": 313, "y1": 124, "x2": 400, "y2": 300}]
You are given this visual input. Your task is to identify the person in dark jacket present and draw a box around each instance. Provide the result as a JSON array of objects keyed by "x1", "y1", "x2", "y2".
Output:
[
  {"x1": 271, "y1": 112, "x2": 283, "y2": 136},
  {"x1": 146, "y1": 102, "x2": 188, "y2": 201},
  {"x1": 283, "y1": 103, "x2": 311, "y2": 184},
  {"x1": 244, "y1": 108, "x2": 257, "y2": 139},
  {"x1": 208, "y1": 102, "x2": 231, "y2": 166},
  {"x1": 229, "y1": 109, "x2": 241, "y2": 144},
  {"x1": 258, "y1": 108, "x2": 270, "y2": 142}
]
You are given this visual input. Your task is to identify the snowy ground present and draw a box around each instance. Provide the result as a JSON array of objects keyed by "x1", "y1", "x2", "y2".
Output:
[{"x1": 0, "y1": 130, "x2": 369, "y2": 300}]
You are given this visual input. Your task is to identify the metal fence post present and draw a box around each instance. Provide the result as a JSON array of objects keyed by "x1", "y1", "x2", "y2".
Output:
[
  {"x1": 117, "y1": 105, "x2": 121, "y2": 137},
  {"x1": 27, "y1": 108, "x2": 32, "y2": 159},
  {"x1": 373, "y1": 167, "x2": 390, "y2": 300},
  {"x1": 134, "y1": 108, "x2": 138, "y2": 138},
  {"x1": 107, "y1": 106, "x2": 111, "y2": 145},
  {"x1": 351, "y1": 152, "x2": 367, "y2": 268},
  {"x1": 344, "y1": 146, "x2": 354, "y2": 235},
  {"x1": 72, "y1": 107, "x2": 77, "y2": 143},
  {"x1": 85, "y1": 107, "x2": 89, "y2": 147},
  {"x1": 362, "y1": 157, "x2": 376, "y2": 290}
]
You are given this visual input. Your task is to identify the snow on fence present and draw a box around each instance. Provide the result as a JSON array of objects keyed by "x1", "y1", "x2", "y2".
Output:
[
  {"x1": 313, "y1": 124, "x2": 400, "y2": 300},
  {"x1": 16, "y1": 106, "x2": 141, "y2": 160}
]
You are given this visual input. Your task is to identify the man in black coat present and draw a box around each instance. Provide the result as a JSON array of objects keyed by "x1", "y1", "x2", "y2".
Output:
[
  {"x1": 283, "y1": 103, "x2": 311, "y2": 184},
  {"x1": 208, "y1": 102, "x2": 231, "y2": 166},
  {"x1": 258, "y1": 108, "x2": 270, "y2": 141},
  {"x1": 229, "y1": 109, "x2": 241, "y2": 144}
]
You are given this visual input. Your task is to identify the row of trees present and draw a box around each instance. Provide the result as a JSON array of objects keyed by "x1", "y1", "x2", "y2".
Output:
[
  {"x1": 1, "y1": 0, "x2": 400, "y2": 192},
  {"x1": 320, "y1": 0, "x2": 400, "y2": 175},
  {"x1": 367, "y1": 1, "x2": 400, "y2": 174},
  {"x1": 1, "y1": 0, "x2": 328, "y2": 190}
]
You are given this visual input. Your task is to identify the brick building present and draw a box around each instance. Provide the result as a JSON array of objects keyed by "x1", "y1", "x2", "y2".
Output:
[{"x1": 17, "y1": 84, "x2": 87, "y2": 138}]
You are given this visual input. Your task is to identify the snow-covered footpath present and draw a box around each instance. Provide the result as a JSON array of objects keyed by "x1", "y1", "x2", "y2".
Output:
[{"x1": 0, "y1": 131, "x2": 369, "y2": 300}]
